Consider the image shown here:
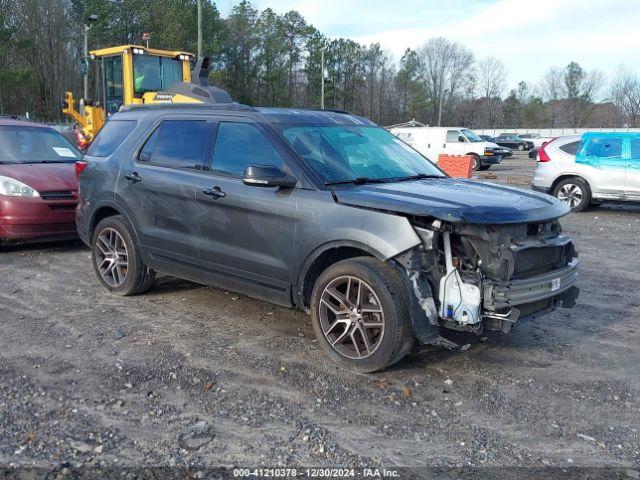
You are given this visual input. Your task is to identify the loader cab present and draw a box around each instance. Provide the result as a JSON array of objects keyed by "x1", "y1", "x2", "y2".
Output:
[{"x1": 93, "y1": 45, "x2": 194, "y2": 116}]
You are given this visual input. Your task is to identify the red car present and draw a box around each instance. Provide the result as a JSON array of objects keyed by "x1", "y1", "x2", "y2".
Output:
[{"x1": 0, "y1": 118, "x2": 81, "y2": 244}]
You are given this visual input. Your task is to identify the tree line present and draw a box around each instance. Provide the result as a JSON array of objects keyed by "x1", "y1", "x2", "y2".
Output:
[{"x1": 1, "y1": 0, "x2": 639, "y2": 128}]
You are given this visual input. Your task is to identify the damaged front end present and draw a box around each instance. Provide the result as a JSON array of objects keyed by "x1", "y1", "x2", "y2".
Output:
[{"x1": 394, "y1": 217, "x2": 580, "y2": 345}]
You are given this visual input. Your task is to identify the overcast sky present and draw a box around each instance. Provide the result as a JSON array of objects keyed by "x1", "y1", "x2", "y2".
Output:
[{"x1": 220, "y1": 0, "x2": 639, "y2": 95}]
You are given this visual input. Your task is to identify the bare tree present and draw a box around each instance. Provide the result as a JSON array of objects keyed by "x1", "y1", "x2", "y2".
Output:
[
  {"x1": 611, "y1": 66, "x2": 640, "y2": 126},
  {"x1": 416, "y1": 37, "x2": 474, "y2": 126},
  {"x1": 539, "y1": 67, "x2": 564, "y2": 101},
  {"x1": 476, "y1": 57, "x2": 506, "y2": 126}
]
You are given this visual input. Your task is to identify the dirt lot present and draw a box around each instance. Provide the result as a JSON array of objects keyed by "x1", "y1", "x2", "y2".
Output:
[{"x1": 1, "y1": 152, "x2": 639, "y2": 472}]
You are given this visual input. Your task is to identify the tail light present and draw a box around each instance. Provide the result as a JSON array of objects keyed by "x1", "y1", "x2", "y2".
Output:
[
  {"x1": 537, "y1": 144, "x2": 551, "y2": 162},
  {"x1": 75, "y1": 160, "x2": 88, "y2": 180}
]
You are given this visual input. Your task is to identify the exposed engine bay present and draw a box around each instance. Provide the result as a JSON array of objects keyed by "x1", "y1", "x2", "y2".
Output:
[{"x1": 394, "y1": 217, "x2": 580, "y2": 343}]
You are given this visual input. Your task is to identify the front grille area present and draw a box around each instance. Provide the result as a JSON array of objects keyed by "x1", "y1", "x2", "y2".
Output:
[
  {"x1": 6, "y1": 222, "x2": 76, "y2": 234},
  {"x1": 511, "y1": 245, "x2": 572, "y2": 279},
  {"x1": 40, "y1": 190, "x2": 76, "y2": 201}
]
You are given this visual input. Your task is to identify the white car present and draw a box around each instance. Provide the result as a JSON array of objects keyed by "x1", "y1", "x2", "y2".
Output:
[
  {"x1": 390, "y1": 126, "x2": 502, "y2": 171},
  {"x1": 519, "y1": 133, "x2": 555, "y2": 148},
  {"x1": 532, "y1": 133, "x2": 640, "y2": 211}
]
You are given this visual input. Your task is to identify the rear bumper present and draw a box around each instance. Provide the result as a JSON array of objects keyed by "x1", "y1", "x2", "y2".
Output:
[
  {"x1": 484, "y1": 258, "x2": 580, "y2": 310},
  {"x1": 0, "y1": 195, "x2": 77, "y2": 241}
]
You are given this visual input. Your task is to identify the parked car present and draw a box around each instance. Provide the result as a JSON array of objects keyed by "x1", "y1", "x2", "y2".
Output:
[
  {"x1": 0, "y1": 118, "x2": 81, "y2": 244},
  {"x1": 518, "y1": 132, "x2": 554, "y2": 148},
  {"x1": 390, "y1": 126, "x2": 501, "y2": 170},
  {"x1": 533, "y1": 132, "x2": 640, "y2": 212},
  {"x1": 494, "y1": 145, "x2": 513, "y2": 158},
  {"x1": 494, "y1": 134, "x2": 534, "y2": 151},
  {"x1": 77, "y1": 104, "x2": 579, "y2": 372},
  {"x1": 529, "y1": 147, "x2": 539, "y2": 159}
]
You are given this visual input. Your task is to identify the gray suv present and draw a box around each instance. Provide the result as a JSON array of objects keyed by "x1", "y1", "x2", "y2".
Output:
[{"x1": 77, "y1": 103, "x2": 580, "y2": 372}]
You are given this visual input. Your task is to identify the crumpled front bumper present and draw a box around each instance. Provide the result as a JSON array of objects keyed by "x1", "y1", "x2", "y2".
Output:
[{"x1": 483, "y1": 257, "x2": 580, "y2": 311}]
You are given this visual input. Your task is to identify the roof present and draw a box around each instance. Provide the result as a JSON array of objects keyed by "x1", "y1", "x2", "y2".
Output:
[
  {"x1": 0, "y1": 117, "x2": 53, "y2": 129},
  {"x1": 90, "y1": 45, "x2": 194, "y2": 58},
  {"x1": 581, "y1": 131, "x2": 640, "y2": 139}
]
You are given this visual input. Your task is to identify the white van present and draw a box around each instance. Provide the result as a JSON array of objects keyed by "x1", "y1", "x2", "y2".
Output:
[{"x1": 390, "y1": 126, "x2": 502, "y2": 171}]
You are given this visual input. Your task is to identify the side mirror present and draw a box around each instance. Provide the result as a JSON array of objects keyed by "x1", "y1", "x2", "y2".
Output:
[
  {"x1": 458, "y1": 135, "x2": 465, "y2": 143},
  {"x1": 243, "y1": 165, "x2": 297, "y2": 188}
]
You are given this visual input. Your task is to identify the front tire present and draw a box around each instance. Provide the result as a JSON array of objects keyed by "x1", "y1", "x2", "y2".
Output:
[
  {"x1": 552, "y1": 177, "x2": 591, "y2": 212},
  {"x1": 310, "y1": 257, "x2": 414, "y2": 373},
  {"x1": 91, "y1": 215, "x2": 155, "y2": 295},
  {"x1": 470, "y1": 154, "x2": 480, "y2": 171}
]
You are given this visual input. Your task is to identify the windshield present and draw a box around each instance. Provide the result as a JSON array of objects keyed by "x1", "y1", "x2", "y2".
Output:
[
  {"x1": 133, "y1": 55, "x2": 183, "y2": 94},
  {"x1": 461, "y1": 128, "x2": 482, "y2": 142},
  {"x1": 0, "y1": 126, "x2": 81, "y2": 164},
  {"x1": 280, "y1": 125, "x2": 444, "y2": 183}
]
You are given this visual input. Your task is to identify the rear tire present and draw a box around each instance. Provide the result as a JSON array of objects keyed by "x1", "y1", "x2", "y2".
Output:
[
  {"x1": 552, "y1": 177, "x2": 591, "y2": 212},
  {"x1": 518, "y1": 143, "x2": 525, "y2": 151},
  {"x1": 91, "y1": 215, "x2": 155, "y2": 296},
  {"x1": 310, "y1": 257, "x2": 414, "y2": 373}
]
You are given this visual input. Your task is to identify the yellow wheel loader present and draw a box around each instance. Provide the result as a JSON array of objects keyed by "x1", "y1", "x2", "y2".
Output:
[{"x1": 63, "y1": 45, "x2": 228, "y2": 143}]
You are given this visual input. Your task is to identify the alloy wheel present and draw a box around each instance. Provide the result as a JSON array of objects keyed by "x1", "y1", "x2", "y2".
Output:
[
  {"x1": 557, "y1": 183, "x2": 583, "y2": 209},
  {"x1": 318, "y1": 275, "x2": 385, "y2": 360},
  {"x1": 95, "y1": 227, "x2": 129, "y2": 287}
]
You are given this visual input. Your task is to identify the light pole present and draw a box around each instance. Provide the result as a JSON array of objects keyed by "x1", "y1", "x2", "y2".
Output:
[
  {"x1": 320, "y1": 49, "x2": 325, "y2": 109},
  {"x1": 197, "y1": 0, "x2": 203, "y2": 58},
  {"x1": 82, "y1": 14, "x2": 98, "y2": 101},
  {"x1": 437, "y1": 87, "x2": 448, "y2": 127}
]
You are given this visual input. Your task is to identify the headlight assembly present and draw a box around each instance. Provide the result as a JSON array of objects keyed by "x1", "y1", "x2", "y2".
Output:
[{"x1": 0, "y1": 175, "x2": 39, "y2": 197}]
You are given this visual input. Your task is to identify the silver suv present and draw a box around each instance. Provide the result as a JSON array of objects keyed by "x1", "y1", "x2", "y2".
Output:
[{"x1": 533, "y1": 133, "x2": 640, "y2": 211}]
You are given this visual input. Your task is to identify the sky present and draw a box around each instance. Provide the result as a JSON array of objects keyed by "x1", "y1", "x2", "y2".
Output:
[{"x1": 220, "y1": 0, "x2": 640, "y2": 95}]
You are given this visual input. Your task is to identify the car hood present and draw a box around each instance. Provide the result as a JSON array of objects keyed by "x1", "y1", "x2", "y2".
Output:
[
  {"x1": 333, "y1": 178, "x2": 569, "y2": 224},
  {"x1": 0, "y1": 163, "x2": 77, "y2": 193}
]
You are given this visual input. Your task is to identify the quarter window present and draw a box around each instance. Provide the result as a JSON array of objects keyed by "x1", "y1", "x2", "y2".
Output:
[
  {"x1": 559, "y1": 141, "x2": 579, "y2": 155},
  {"x1": 212, "y1": 122, "x2": 283, "y2": 176},
  {"x1": 630, "y1": 139, "x2": 640, "y2": 160},
  {"x1": 87, "y1": 120, "x2": 137, "y2": 157},
  {"x1": 138, "y1": 120, "x2": 211, "y2": 170}
]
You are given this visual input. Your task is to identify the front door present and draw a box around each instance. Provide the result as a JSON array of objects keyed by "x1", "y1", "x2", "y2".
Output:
[
  {"x1": 118, "y1": 117, "x2": 213, "y2": 264},
  {"x1": 194, "y1": 119, "x2": 299, "y2": 305},
  {"x1": 626, "y1": 137, "x2": 640, "y2": 200},
  {"x1": 576, "y1": 136, "x2": 626, "y2": 198}
]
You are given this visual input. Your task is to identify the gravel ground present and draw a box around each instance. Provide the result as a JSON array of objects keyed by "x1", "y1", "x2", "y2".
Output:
[{"x1": 0, "y1": 152, "x2": 639, "y2": 472}]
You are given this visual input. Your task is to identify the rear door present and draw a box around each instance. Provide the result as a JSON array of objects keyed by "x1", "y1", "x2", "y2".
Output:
[
  {"x1": 576, "y1": 136, "x2": 626, "y2": 198},
  {"x1": 626, "y1": 137, "x2": 640, "y2": 200},
  {"x1": 117, "y1": 117, "x2": 213, "y2": 265},
  {"x1": 194, "y1": 118, "x2": 299, "y2": 305}
]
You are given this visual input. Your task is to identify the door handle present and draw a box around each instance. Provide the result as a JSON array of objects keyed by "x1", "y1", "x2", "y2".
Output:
[
  {"x1": 203, "y1": 186, "x2": 226, "y2": 198},
  {"x1": 124, "y1": 172, "x2": 142, "y2": 183}
]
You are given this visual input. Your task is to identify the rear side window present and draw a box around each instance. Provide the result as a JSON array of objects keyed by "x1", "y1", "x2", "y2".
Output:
[
  {"x1": 630, "y1": 139, "x2": 640, "y2": 160},
  {"x1": 138, "y1": 120, "x2": 211, "y2": 170},
  {"x1": 212, "y1": 122, "x2": 283, "y2": 176},
  {"x1": 559, "y1": 141, "x2": 579, "y2": 155},
  {"x1": 87, "y1": 120, "x2": 137, "y2": 157},
  {"x1": 584, "y1": 137, "x2": 622, "y2": 159}
]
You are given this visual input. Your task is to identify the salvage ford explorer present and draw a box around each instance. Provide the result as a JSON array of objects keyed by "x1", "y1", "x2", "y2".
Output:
[{"x1": 76, "y1": 88, "x2": 579, "y2": 372}]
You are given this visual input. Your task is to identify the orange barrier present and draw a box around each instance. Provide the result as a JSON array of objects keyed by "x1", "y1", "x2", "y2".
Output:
[{"x1": 437, "y1": 154, "x2": 473, "y2": 178}]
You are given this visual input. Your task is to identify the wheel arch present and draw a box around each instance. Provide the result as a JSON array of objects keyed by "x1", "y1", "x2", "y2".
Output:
[
  {"x1": 295, "y1": 241, "x2": 387, "y2": 309},
  {"x1": 550, "y1": 174, "x2": 593, "y2": 195},
  {"x1": 89, "y1": 201, "x2": 140, "y2": 245}
]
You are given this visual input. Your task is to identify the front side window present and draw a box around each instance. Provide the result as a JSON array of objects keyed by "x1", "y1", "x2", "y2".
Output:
[
  {"x1": 87, "y1": 120, "x2": 137, "y2": 157},
  {"x1": 630, "y1": 138, "x2": 640, "y2": 160},
  {"x1": 139, "y1": 120, "x2": 211, "y2": 170},
  {"x1": 281, "y1": 125, "x2": 444, "y2": 183},
  {"x1": 212, "y1": 122, "x2": 284, "y2": 176},
  {"x1": 446, "y1": 130, "x2": 462, "y2": 142},
  {"x1": 133, "y1": 55, "x2": 183, "y2": 94},
  {"x1": 0, "y1": 126, "x2": 81, "y2": 164}
]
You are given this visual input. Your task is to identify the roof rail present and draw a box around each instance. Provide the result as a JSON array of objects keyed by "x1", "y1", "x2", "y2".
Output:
[
  {"x1": 120, "y1": 102, "x2": 256, "y2": 113},
  {"x1": 307, "y1": 108, "x2": 353, "y2": 115}
]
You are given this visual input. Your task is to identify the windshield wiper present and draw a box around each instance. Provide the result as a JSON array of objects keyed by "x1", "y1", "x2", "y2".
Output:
[
  {"x1": 325, "y1": 177, "x2": 388, "y2": 186},
  {"x1": 392, "y1": 173, "x2": 445, "y2": 182}
]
